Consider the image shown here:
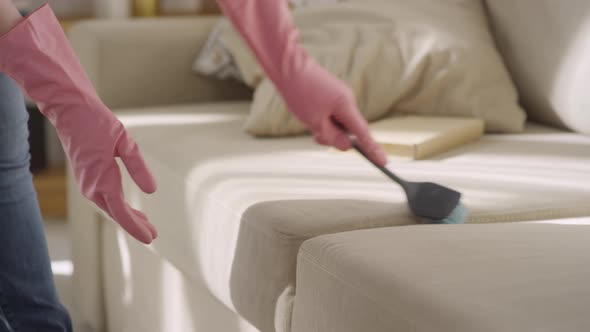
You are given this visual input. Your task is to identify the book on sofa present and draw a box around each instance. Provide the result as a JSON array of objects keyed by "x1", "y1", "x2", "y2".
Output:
[{"x1": 369, "y1": 115, "x2": 485, "y2": 159}]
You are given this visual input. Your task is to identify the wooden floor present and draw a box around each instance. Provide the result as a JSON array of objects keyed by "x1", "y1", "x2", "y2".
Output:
[{"x1": 33, "y1": 167, "x2": 67, "y2": 220}]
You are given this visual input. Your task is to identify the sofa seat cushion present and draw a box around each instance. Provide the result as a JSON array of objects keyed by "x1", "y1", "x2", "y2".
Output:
[
  {"x1": 116, "y1": 102, "x2": 590, "y2": 331},
  {"x1": 292, "y1": 221, "x2": 590, "y2": 332}
]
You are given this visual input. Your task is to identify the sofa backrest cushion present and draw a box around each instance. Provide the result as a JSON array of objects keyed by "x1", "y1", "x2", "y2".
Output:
[
  {"x1": 485, "y1": 0, "x2": 590, "y2": 134},
  {"x1": 223, "y1": 0, "x2": 527, "y2": 136}
]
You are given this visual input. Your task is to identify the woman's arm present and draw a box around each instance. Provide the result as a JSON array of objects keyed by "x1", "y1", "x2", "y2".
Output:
[
  {"x1": 0, "y1": 0, "x2": 23, "y2": 34},
  {"x1": 0, "y1": 4, "x2": 158, "y2": 244},
  {"x1": 216, "y1": 0, "x2": 387, "y2": 166}
]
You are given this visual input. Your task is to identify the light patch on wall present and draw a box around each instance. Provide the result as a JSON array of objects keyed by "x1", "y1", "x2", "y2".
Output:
[{"x1": 51, "y1": 259, "x2": 74, "y2": 276}]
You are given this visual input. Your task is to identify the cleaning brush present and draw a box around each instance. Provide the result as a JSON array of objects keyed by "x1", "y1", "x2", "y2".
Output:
[{"x1": 336, "y1": 123, "x2": 468, "y2": 224}]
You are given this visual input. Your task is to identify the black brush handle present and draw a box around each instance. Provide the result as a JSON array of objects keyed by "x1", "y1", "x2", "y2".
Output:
[{"x1": 333, "y1": 121, "x2": 408, "y2": 189}]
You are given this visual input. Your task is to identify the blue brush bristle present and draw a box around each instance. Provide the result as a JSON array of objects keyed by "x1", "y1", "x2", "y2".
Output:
[{"x1": 421, "y1": 202, "x2": 468, "y2": 224}]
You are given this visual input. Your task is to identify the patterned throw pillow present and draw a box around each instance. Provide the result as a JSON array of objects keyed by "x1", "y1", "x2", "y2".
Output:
[{"x1": 192, "y1": 19, "x2": 243, "y2": 81}]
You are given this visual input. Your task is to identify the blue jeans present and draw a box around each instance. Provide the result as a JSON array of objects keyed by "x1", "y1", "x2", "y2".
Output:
[{"x1": 0, "y1": 73, "x2": 72, "y2": 331}]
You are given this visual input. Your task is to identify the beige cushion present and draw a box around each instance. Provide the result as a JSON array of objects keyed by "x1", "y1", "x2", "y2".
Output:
[
  {"x1": 485, "y1": 0, "x2": 590, "y2": 134},
  {"x1": 221, "y1": 0, "x2": 526, "y2": 136},
  {"x1": 117, "y1": 102, "x2": 590, "y2": 332},
  {"x1": 292, "y1": 222, "x2": 590, "y2": 332}
]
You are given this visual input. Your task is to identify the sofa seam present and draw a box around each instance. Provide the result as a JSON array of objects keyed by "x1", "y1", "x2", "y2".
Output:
[{"x1": 469, "y1": 204, "x2": 590, "y2": 223}]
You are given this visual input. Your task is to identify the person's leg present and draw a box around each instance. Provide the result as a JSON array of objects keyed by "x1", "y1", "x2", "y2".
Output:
[{"x1": 0, "y1": 73, "x2": 72, "y2": 331}]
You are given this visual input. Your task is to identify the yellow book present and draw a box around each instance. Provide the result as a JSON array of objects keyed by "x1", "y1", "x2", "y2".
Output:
[{"x1": 369, "y1": 115, "x2": 484, "y2": 159}]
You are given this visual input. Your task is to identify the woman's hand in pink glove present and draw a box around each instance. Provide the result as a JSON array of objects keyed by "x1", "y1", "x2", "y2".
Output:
[
  {"x1": 93, "y1": 137, "x2": 159, "y2": 244},
  {"x1": 279, "y1": 61, "x2": 388, "y2": 167},
  {"x1": 0, "y1": 4, "x2": 158, "y2": 244},
  {"x1": 217, "y1": 0, "x2": 388, "y2": 166},
  {"x1": 63, "y1": 110, "x2": 159, "y2": 245}
]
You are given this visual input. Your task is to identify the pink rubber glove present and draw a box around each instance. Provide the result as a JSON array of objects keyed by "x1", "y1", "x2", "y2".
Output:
[
  {"x1": 0, "y1": 5, "x2": 157, "y2": 244},
  {"x1": 217, "y1": 0, "x2": 387, "y2": 166}
]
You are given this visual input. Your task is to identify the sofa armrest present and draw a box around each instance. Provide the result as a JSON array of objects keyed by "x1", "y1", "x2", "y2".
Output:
[{"x1": 68, "y1": 16, "x2": 251, "y2": 109}]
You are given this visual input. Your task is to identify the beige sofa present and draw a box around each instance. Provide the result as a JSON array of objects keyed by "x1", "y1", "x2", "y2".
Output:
[{"x1": 67, "y1": 4, "x2": 590, "y2": 332}]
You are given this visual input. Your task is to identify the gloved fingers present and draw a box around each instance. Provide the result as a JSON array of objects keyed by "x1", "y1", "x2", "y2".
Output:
[
  {"x1": 314, "y1": 118, "x2": 352, "y2": 151},
  {"x1": 333, "y1": 106, "x2": 388, "y2": 167},
  {"x1": 86, "y1": 158, "x2": 157, "y2": 243},
  {"x1": 104, "y1": 193, "x2": 155, "y2": 244},
  {"x1": 116, "y1": 132, "x2": 157, "y2": 194},
  {"x1": 132, "y1": 208, "x2": 158, "y2": 239}
]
